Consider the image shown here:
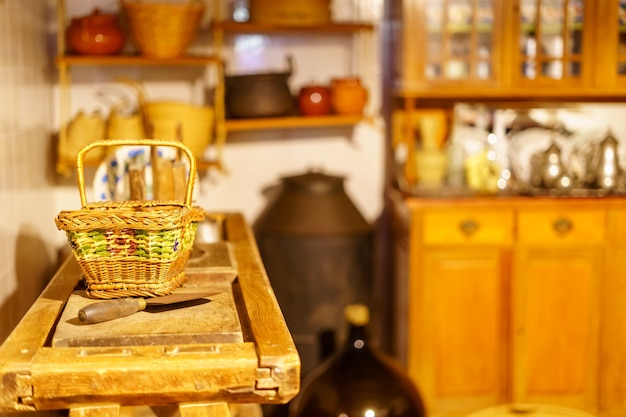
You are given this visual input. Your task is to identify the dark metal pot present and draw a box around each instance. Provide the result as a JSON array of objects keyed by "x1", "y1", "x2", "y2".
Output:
[
  {"x1": 225, "y1": 56, "x2": 296, "y2": 118},
  {"x1": 253, "y1": 170, "x2": 373, "y2": 377}
]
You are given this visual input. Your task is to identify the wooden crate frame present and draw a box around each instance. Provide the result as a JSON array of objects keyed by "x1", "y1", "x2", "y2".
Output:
[{"x1": 0, "y1": 213, "x2": 300, "y2": 415}]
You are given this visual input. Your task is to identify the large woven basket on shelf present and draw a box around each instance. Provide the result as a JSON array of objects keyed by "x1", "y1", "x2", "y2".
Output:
[
  {"x1": 249, "y1": 0, "x2": 330, "y2": 25},
  {"x1": 55, "y1": 139, "x2": 205, "y2": 299},
  {"x1": 122, "y1": 0, "x2": 206, "y2": 58}
]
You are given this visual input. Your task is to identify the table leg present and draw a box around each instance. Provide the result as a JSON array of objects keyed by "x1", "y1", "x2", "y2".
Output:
[{"x1": 69, "y1": 404, "x2": 121, "y2": 417}]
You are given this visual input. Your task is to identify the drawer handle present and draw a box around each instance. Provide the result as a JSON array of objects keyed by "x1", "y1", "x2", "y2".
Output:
[
  {"x1": 553, "y1": 218, "x2": 573, "y2": 234},
  {"x1": 459, "y1": 219, "x2": 479, "y2": 236}
]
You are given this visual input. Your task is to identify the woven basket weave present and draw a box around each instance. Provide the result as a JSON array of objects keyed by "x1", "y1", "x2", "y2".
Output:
[
  {"x1": 55, "y1": 139, "x2": 205, "y2": 299},
  {"x1": 122, "y1": 0, "x2": 205, "y2": 58}
]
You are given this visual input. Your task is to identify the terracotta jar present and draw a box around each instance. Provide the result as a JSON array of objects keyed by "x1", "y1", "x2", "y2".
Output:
[
  {"x1": 298, "y1": 84, "x2": 331, "y2": 116},
  {"x1": 67, "y1": 9, "x2": 124, "y2": 56},
  {"x1": 330, "y1": 77, "x2": 367, "y2": 116}
]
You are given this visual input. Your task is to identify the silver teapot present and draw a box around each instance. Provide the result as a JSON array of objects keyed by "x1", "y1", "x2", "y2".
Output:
[
  {"x1": 586, "y1": 131, "x2": 624, "y2": 189},
  {"x1": 531, "y1": 141, "x2": 571, "y2": 189}
]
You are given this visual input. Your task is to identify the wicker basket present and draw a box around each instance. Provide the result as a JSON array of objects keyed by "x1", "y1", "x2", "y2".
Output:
[
  {"x1": 249, "y1": 0, "x2": 330, "y2": 25},
  {"x1": 114, "y1": 77, "x2": 214, "y2": 159},
  {"x1": 55, "y1": 139, "x2": 205, "y2": 299},
  {"x1": 122, "y1": 0, "x2": 206, "y2": 58},
  {"x1": 61, "y1": 111, "x2": 106, "y2": 164}
]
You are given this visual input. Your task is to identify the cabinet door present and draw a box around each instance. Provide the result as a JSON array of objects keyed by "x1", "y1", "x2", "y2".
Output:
[
  {"x1": 408, "y1": 247, "x2": 510, "y2": 416},
  {"x1": 512, "y1": 245, "x2": 601, "y2": 411},
  {"x1": 594, "y1": 0, "x2": 626, "y2": 89},
  {"x1": 601, "y1": 210, "x2": 626, "y2": 415},
  {"x1": 399, "y1": 0, "x2": 505, "y2": 90},
  {"x1": 508, "y1": 0, "x2": 594, "y2": 89}
]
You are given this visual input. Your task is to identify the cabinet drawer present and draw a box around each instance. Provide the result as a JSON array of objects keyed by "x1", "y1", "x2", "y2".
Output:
[
  {"x1": 422, "y1": 210, "x2": 514, "y2": 245},
  {"x1": 517, "y1": 210, "x2": 606, "y2": 245}
]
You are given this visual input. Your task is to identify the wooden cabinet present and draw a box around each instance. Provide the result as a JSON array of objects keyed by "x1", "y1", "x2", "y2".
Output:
[
  {"x1": 391, "y1": 0, "x2": 626, "y2": 100},
  {"x1": 390, "y1": 194, "x2": 626, "y2": 417},
  {"x1": 394, "y1": 0, "x2": 506, "y2": 94},
  {"x1": 513, "y1": 207, "x2": 604, "y2": 409},
  {"x1": 594, "y1": 1, "x2": 626, "y2": 90},
  {"x1": 507, "y1": 0, "x2": 595, "y2": 91},
  {"x1": 406, "y1": 204, "x2": 513, "y2": 416},
  {"x1": 601, "y1": 209, "x2": 626, "y2": 416}
]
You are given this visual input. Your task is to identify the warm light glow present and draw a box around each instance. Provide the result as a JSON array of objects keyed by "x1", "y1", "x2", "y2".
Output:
[
  {"x1": 364, "y1": 409, "x2": 376, "y2": 417},
  {"x1": 548, "y1": 165, "x2": 560, "y2": 177}
]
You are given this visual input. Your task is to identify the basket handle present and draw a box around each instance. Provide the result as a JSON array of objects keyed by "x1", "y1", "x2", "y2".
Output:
[{"x1": 76, "y1": 139, "x2": 197, "y2": 208}]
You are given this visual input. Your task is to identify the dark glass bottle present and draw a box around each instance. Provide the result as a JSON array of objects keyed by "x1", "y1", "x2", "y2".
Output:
[{"x1": 289, "y1": 304, "x2": 426, "y2": 417}]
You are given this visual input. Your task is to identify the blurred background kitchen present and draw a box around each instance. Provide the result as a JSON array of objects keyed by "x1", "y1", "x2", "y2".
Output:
[
  {"x1": 4, "y1": 0, "x2": 626, "y2": 416},
  {"x1": 0, "y1": 0, "x2": 384, "y2": 342}
]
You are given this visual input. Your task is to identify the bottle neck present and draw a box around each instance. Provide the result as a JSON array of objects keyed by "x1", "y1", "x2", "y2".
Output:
[{"x1": 346, "y1": 323, "x2": 368, "y2": 352}]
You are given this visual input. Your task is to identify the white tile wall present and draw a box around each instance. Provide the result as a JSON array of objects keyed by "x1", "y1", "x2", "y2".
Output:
[{"x1": 0, "y1": 0, "x2": 58, "y2": 343}]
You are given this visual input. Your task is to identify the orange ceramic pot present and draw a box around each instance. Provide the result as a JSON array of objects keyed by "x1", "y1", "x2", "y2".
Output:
[
  {"x1": 298, "y1": 85, "x2": 331, "y2": 116},
  {"x1": 330, "y1": 77, "x2": 367, "y2": 115},
  {"x1": 67, "y1": 9, "x2": 124, "y2": 55}
]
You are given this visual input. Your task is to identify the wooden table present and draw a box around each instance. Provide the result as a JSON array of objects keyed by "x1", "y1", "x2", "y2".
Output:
[{"x1": 0, "y1": 213, "x2": 300, "y2": 417}]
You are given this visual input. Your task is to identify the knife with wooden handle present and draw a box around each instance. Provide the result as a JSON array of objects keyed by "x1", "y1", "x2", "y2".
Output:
[{"x1": 78, "y1": 291, "x2": 219, "y2": 324}]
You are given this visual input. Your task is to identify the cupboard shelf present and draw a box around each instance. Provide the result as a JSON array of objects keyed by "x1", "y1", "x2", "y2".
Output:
[
  {"x1": 212, "y1": 21, "x2": 374, "y2": 33},
  {"x1": 520, "y1": 22, "x2": 584, "y2": 33},
  {"x1": 55, "y1": 55, "x2": 222, "y2": 66},
  {"x1": 392, "y1": 86, "x2": 626, "y2": 100},
  {"x1": 224, "y1": 115, "x2": 369, "y2": 131},
  {"x1": 427, "y1": 23, "x2": 494, "y2": 33}
]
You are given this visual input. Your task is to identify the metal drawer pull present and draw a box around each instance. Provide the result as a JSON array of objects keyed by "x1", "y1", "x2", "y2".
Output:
[
  {"x1": 459, "y1": 219, "x2": 479, "y2": 236},
  {"x1": 553, "y1": 218, "x2": 573, "y2": 234}
]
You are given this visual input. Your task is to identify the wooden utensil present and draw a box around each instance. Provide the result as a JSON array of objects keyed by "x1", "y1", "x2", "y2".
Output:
[
  {"x1": 78, "y1": 291, "x2": 220, "y2": 324},
  {"x1": 128, "y1": 164, "x2": 146, "y2": 200}
]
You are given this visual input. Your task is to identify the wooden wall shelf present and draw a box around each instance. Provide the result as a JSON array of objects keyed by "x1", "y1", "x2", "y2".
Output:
[
  {"x1": 56, "y1": 55, "x2": 222, "y2": 66},
  {"x1": 224, "y1": 115, "x2": 368, "y2": 131},
  {"x1": 212, "y1": 21, "x2": 374, "y2": 34}
]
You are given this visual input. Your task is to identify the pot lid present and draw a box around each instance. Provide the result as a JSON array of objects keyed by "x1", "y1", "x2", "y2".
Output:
[
  {"x1": 282, "y1": 171, "x2": 344, "y2": 194},
  {"x1": 254, "y1": 170, "x2": 371, "y2": 235}
]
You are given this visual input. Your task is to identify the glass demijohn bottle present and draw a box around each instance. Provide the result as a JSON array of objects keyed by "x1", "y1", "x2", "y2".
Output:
[{"x1": 289, "y1": 304, "x2": 426, "y2": 417}]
